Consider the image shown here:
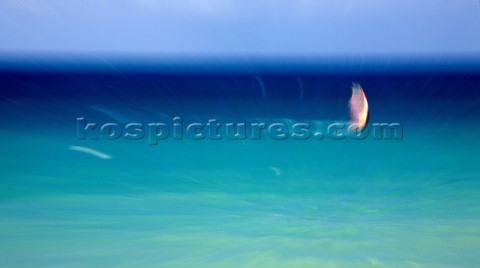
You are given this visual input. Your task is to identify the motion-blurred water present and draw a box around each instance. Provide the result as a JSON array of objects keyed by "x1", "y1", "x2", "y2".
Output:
[{"x1": 0, "y1": 61, "x2": 479, "y2": 267}]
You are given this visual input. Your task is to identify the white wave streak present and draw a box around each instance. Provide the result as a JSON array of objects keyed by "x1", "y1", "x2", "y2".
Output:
[{"x1": 69, "y1": 146, "x2": 112, "y2": 159}]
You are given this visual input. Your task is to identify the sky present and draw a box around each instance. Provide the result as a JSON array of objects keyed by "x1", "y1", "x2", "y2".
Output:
[{"x1": 0, "y1": 0, "x2": 480, "y2": 57}]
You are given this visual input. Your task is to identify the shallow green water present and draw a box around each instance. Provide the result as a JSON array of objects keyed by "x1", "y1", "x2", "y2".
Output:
[{"x1": 1, "y1": 122, "x2": 479, "y2": 267}]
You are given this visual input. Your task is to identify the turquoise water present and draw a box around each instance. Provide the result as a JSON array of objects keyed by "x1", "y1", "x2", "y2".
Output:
[{"x1": 0, "y1": 69, "x2": 479, "y2": 267}]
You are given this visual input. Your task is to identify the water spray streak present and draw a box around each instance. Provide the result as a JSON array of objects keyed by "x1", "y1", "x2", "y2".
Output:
[{"x1": 69, "y1": 146, "x2": 112, "y2": 159}]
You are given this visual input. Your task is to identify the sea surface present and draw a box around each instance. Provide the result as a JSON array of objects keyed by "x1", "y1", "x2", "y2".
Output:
[{"x1": 0, "y1": 58, "x2": 479, "y2": 267}]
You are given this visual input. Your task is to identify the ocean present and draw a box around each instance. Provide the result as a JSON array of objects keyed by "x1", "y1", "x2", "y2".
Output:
[{"x1": 0, "y1": 58, "x2": 479, "y2": 267}]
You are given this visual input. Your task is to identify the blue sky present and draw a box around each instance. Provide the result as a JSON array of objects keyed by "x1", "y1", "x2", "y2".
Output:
[{"x1": 0, "y1": 0, "x2": 479, "y2": 56}]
